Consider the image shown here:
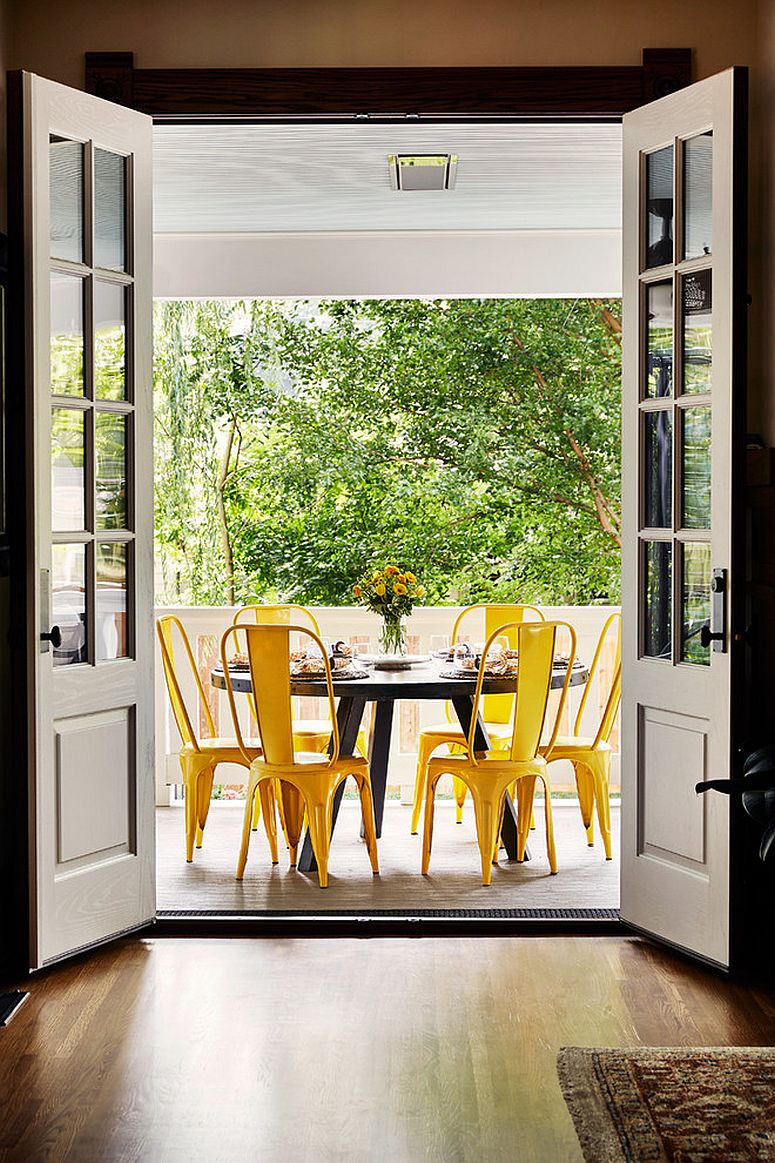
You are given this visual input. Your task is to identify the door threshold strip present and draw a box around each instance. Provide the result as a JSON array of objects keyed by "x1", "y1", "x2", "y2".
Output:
[{"x1": 156, "y1": 907, "x2": 620, "y2": 920}]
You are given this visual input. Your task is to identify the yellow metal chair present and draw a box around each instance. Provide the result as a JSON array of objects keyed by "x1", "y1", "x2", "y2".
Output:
[
  {"x1": 156, "y1": 615, "x2": 278, "y2": 865},
  {"x1": 233, "y1": 605, "x2": 333, "y2": 754},
  {"x1": 232, "y1": 604, "x2": 368, "y2": 830},
  {"x1": 410, "y1": 603, "x2": 544, "y2": 834},
  {"x1": 543, "y1": 612, "x2": 621, "y2": 860},
  {"x1": 421, "y1": 621, "x2": 576, "y2": 884},
  {"x1": 221, "y1": 622, "x2": 379, "y2": 888}
]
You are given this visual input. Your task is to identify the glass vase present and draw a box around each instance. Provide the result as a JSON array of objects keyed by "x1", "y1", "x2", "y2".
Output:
[{"x1": 379, "y1": 614, "x2": 407, "y2": 656}]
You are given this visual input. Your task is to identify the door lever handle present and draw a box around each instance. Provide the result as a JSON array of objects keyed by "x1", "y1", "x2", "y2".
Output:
[
  {"x1": 41, "y1": 625, "x2": 62, "y2": 649},
  {"x1": 699, "y1": 625, "x2": 724, "y2": 648}
]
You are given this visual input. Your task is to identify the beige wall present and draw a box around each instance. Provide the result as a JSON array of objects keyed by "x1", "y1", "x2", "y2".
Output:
[{"x1": 11, "y1": 0, "x2": 758, "y2": 86}]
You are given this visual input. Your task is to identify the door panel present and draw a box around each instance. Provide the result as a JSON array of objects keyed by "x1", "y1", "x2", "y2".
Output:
[
  {"x1": 621, "y1": 69, "x2": 747, "y2": 968},
  {"x1": 14, "y1": 73, "x2": 154, "y2": 966}
]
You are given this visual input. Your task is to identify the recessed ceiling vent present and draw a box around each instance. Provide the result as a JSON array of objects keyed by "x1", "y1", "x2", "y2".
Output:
[{"x1": 388, "y1": 153, "x2": 458, "y2": 191}]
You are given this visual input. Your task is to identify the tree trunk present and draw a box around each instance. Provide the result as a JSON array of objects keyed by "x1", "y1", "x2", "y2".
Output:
[{"x1": 216, "y1": 418, "x2": 237, "y2": 606}]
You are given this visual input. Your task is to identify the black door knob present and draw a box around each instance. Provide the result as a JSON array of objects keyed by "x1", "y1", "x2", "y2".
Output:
[
  {"x1": 699, "y1": 625, "x2": 723, "y2": 648},
  {"x1": 41, "y1": 625, "x2": 62, "y2": 649}
]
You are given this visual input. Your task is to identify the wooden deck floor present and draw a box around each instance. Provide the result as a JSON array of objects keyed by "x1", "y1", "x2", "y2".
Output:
[
  {"x1": 2, "y1": 936, "x2": 773, "y2": 1161},
  {"x1": 157, "y1": 798, "x2": 620, "y2": 913}
]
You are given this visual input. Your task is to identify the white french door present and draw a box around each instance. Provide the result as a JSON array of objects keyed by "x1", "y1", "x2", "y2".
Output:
[
  {"x1": 620, "y1": 69, "x2": 748, "y2": 967},
  {"x1": 13, "y1": 73, "x2": 155, "y2": 966}
]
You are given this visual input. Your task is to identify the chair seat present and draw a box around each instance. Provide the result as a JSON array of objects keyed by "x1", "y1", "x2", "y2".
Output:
[
  {"x1": 255, "y1": 752, "x2": 370, "y2": 772},
  {"x1": 420, "y1": 720, "x2": 513, "y2": 742},
  {"x1": 182, "y1": 738, "x2": 262, "y2": 758},
  {"x1": 543, "y1": 737, "x2": 613, "y2": 758},
  {"x1": 293, "y1": 719, "x2": 333, "y2": 737},
  {"x1": 427, "y1": 751, "x2": 548, "y2": 776}
]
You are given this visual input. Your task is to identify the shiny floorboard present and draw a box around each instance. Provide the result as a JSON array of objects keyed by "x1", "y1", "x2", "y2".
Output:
[
  {"x1": 157, "y1": 799, "x2": 620, "y2": 913},
  {"x1": 1, "y1": 937, "x2": 773, "y2": 1162}
]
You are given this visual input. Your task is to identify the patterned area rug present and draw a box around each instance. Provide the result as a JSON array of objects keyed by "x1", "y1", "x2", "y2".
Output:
[{"x1": 557, "y1": 1046, "x2": 775, "y2": 1162}]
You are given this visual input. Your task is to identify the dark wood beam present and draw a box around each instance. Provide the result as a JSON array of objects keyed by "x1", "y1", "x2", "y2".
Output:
[{"x1": 85, "y1": 49, "x2": 692, "y2": 120}]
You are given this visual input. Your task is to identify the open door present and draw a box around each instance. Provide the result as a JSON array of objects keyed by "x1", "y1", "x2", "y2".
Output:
[
  {"x1": 9, "y1": 73, "x2": 154, "y2": 967},
  {"x1": 621, "y1": 69, "x2": 747, "y2": 967}
]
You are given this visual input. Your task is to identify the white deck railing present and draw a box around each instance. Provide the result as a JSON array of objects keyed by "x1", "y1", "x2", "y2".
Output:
[{"x1": 154, "y1": 604, "x2": 621, "y2": 806}]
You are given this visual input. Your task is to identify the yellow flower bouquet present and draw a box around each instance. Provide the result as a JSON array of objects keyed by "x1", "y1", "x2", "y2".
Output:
[{"x1": 353, "y1": 565, "x2": 425, "y2": 655}]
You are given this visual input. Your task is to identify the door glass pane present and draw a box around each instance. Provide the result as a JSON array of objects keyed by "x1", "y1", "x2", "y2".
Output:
[
  {"x1": 49, "y1": 136, "x2": 84, "y2": 263},
  {"x1": 643, "y1": 410, "x2": 672, "y2": 528},
  {"x1": 643, "y1": 541, "x2": 672, "y2": 659},
  {"x1": 97, "y1": 542, "x2": 128, "y2": 660},
  {"x1": 683, "y1": 132, "x2": 713, "y2": 261},
  {"x1": 95, "y1": 281, "x2": 127, "y2": 400},
  {"x1": 51, "y1": 407, "x2": 85, "y2": 531},
  {"x1": 646, "y1": 281, "x2": 673, "y2": 398},
  {"x1": 52, "y1": 543, "x2": 87, "y2": 667},
  {"x1": 50, "y1": 273, "x2": 85, "y2": 397},
  {"x1": 94, "y1": 149, "x2": 127, "y2": 272},
  {"x1": 681, "y1": 542, "x2": 711, "y2": 666},
  {"x1": 96, "y1": 412, "x2": 127, "y2": 530},
  {"x1": 683, "y1": 270, "x2": 712, "y2": 395},
  {"x1": 645, "y1": 145, "x2": 674, "y2": 269},
  {"x1": 682, "y1": 406, "x2": 711, "y2": 529}
]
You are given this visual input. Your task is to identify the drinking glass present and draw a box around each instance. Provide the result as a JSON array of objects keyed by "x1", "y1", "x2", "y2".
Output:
[
  {"x1": 351, "y1": 638, "x2": 372, "y2": 665},
  {"x1": 430, "y1": 634, "x2": 450, "y2": 657},
  {"x1": 487, "y1": 635, "x2": 509, "y2": 670},
  {"x1": 453, "y1": 642, "x2": 473, "y2": 670}
]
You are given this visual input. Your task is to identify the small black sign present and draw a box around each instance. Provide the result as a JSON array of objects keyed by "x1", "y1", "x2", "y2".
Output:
[{"x1": 684, "y1": 269, "x2": 712, "y2": 316}]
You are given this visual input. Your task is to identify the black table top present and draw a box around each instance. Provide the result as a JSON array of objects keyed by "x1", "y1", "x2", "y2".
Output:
[{"x1": 211, "y1": 660, "x2": 588, "y2": 700}]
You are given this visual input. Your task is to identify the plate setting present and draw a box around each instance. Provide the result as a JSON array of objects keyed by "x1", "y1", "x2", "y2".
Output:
[{"x1": 360, "y1": 654, "x2": 431, "y2": 672}]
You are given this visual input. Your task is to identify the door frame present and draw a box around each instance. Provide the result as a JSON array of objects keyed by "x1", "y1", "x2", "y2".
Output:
[
  {"x1": 4, "y1": 55, "x2": 697, "y2": 976},
  {"x1": 84, "y1": 49, "x2": 691, "y2": 120}
]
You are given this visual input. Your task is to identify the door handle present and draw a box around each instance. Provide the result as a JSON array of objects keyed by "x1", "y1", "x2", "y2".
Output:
[
  {"x1": 699, "y1": 625, "x2": 723, "y2": 648},
  {"x1": 41, "y1": 625, "x2": 62, "y2": 649},
  {"x1": 700, "y1": 567, "x2": 727, "y2": 653}
]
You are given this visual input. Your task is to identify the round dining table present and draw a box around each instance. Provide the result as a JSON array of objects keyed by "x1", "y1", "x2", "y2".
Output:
[{"x1": 211, "y1": 660, "x2": 588, "y2": 874}]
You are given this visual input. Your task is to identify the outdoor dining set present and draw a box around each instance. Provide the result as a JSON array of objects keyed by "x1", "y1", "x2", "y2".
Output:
[{"x1": 157, "y1": 602, "x2": 621, "y2": 888}]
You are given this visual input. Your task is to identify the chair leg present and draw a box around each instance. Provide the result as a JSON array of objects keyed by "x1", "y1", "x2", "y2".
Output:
[
  {"x1": 421, "y1": 774, "x2": 441, "y2": 874},
  {"x1": 280, "y1": 781, "x2": 306, "y2": 866},
  {"x1": 453, "y1": 774, "x2": 468, "y2": 824},
  {"x1": 180, "y1": 754, "x2": 203, "y2": 863},
  {"x1": 305, "y1": 797, "x2": 333, "y2": 888},
  {"x1": 470, "y1": 788, "x2": 501, "y2": 886},
  {"x1": 251, "y1": 790, "x2": 261, "y2": 831},
  {"x1": 275, "y1": 778, "x2": 290, "y2": 848},
  {"x1": 589, "y1": 753, "x2": 612, "y2": 860},
  {"x1": 195, "y1": 764, "x2": 215, "y2": 849},
  {"x1": 410, "y1": 736, "x2": 437, "y2": 834},
  {"x1": 354, "y1": 775, "x2": 380, "y2": 874},
  {"x1": 573, "y1": 761, "x2": 596, "y2": 846},
  {"x1": 236, "y1": 780, "x2": 257, "y2": 879},
  {"x1": 515, "y1": 777, "x2": 536, "y2": 862},
  {"x1": 258, "y1": 780, "x2": 279, "y2": 864},
  {"x1": 539, "y1": 775, "x2": 558, "y2": 874}
]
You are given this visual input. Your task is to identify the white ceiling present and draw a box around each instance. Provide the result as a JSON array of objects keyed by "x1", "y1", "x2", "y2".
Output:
[{"x1": 153, "y1": 122, "x2": 622, "y2": 234}]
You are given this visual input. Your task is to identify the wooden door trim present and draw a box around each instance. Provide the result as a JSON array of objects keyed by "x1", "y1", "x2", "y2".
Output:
[{"x1": 85, "y1": 49, "x2": 692, "y2": 120}]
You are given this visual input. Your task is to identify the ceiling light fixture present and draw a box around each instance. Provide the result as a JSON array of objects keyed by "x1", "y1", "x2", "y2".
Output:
[{"x1": 388, "y1": 154, "x2": 458, "y2": 192}]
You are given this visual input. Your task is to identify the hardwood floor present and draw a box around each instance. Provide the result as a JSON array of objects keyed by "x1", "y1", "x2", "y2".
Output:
[{"x1": 1, "y1": 937, "x2": 773, "y2": 1162}]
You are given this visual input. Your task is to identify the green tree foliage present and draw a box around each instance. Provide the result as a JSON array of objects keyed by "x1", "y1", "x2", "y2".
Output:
[{"x1": 154, "y1": 298, "x2": 621, "y2": 606}]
